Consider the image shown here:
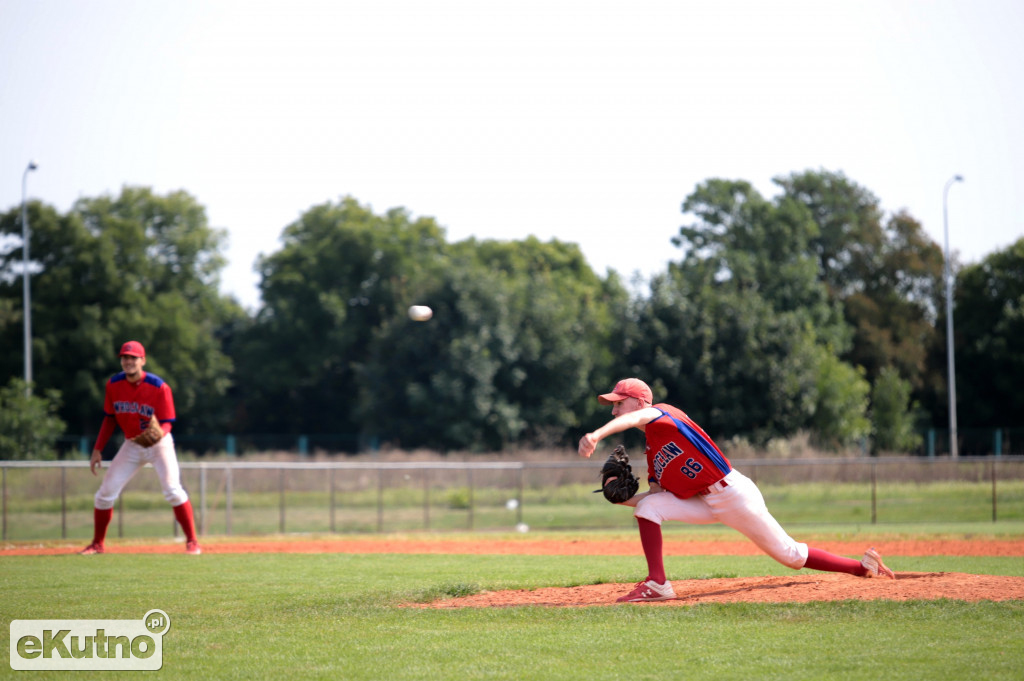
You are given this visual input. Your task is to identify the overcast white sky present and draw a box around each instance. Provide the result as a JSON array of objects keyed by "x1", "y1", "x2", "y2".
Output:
[{"x1": 3, "y1": 0, "x2": 1022, "y2": 311}]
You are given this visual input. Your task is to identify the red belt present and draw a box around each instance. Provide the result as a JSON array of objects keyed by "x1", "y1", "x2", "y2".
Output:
[{"x1": 697, "y1": 479, "x2": 729, "y2": 496}]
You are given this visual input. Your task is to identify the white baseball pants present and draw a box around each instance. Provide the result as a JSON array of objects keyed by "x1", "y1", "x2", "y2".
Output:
[
  {"x1": 633, "y1": 469, "x2": 809, "y2": 569},
  {"x1": 93, "y1": 434, "x2": 189, "y2": 509}
]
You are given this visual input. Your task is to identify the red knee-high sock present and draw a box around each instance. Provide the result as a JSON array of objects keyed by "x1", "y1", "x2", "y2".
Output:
[
  {"x1": 804, "y1": 547, "x2": 867, "y2": 576},
  {"x1": 637, "y1": 517, "x2": 667, "y2": 584},
  {"x1": 172, "y1": 501, "x2": 198, "y2": 543},
  {"x1": 93, "y1": 507, "x2": 113, "y2": 545}
]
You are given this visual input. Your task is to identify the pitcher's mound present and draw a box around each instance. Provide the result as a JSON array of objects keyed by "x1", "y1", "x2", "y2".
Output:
[{"x1": 412, "y1": 572, "x2": 1024, "y2": 608}]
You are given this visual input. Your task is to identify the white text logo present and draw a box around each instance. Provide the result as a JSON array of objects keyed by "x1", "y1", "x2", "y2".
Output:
[{"x1": 10, "y1": 609, "x2": 169, "y2": 671}]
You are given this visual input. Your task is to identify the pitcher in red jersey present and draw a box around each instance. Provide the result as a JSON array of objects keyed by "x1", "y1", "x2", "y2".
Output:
[
  {"x1": 79, "y1": 341, "x2": 200, "y2": 556},
  {"x1": 579, "y1": 378, "x2": 893, "y2": 602}
]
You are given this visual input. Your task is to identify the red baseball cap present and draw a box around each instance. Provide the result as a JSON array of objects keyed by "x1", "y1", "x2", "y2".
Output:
[
  {"x1": 598, "y1": 378, "x2": 653, "y2": 405},
  {"x1": 119, "y1": 341, "x2": 146, "y2": 358}
]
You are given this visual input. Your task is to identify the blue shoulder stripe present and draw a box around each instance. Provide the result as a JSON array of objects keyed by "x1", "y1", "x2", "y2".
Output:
[
  {"x1": 109, "y1": 372, "x2": 165, "y2": 388},
  {"x1": 658, "y1": 411, "x2": 731, "y2": 476}
]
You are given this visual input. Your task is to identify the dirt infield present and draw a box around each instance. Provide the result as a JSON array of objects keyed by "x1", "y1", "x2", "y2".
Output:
[
  {"x1": 5, "y1": 537, "x2": 1023, "y2": 606},
  {"x1": 410, "y1": 572, "x2": 1024, "y2": 608}
]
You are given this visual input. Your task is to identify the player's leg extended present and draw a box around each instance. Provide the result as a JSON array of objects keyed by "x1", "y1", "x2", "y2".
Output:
[
  {"x1": 85, "y1": 444, "x2": 146, "y2": 551},
  {"x1": 703, "y1": 470, "x2": 809, "y2": 569},
  {"x1": 803, "y1": 547, "x2": 870, "y2": 576},
  {"x1": 705, "y1": 471, "x2": 892, "y2": 577},
  {"x1": 147, "y1": 436, "x2": 198, "y2": 546}
]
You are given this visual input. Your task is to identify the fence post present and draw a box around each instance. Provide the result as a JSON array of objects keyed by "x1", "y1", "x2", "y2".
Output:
[
  {"x1": 991, "y1": 459, "x2": 998, "y2": 523},
  {"x1": 298, "y1": 435, "x2": 308, "y2": 456},
  {"x1": 870, "y1": 462, "x2": 877, "y2": 524},
  {"x1": 225, "y1": 467, "x2": 233, "y2": 536},
  {"x1": 994, "y1": 429, "x2": 1003, "y2": 458},
  {"x1": 927, "y1": 429, "x2": 935, "y2": 458},
  {"x1": 226, "y1": 435, "x2": 236, "y2": 456},
  {"x1": 3, "y1": 466, "x2": 7, "y2": 541},
  {"x1": 423, "y1": 468, "x2": 431, "y2": 530},
  {"x1": 377, "y1": 468, "x2": 384, "y2": 533},
  {"x1": 329, "y1": 467, "x2": 336, "y2": 533},
  {"x1": 278, "y1": 464, "x2": 286, "y2": 532},
  {"x1": 467, "y1": 468, "x2": 474, "y2": 530},
  {"x1": 516, "y1": 466, "x2": 524, "y2": 526},
  {"x1": 61, "y1": 468, "x2": 67, "y2": 539},
  {"x1": 200, "y1": 465, "x2": 208, "y2": 537}
]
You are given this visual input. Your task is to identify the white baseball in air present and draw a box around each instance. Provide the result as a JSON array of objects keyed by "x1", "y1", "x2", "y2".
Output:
[
  {"x1": 408, "y1": 305, "x2": 433, "y2": 321},
  {"x1": 515, "y1": 522, "x2": 530, "y2": 533},
  {"x1": 505, "y1": 498, "x2": 519, "y2": 511}
]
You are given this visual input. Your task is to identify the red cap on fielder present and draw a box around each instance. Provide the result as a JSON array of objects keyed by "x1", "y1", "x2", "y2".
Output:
[
  {"x1": 598, "y1": 378, "x2": 653, "y2": 405},
  {"x1": 119, "y1": 341, "x2": 146, "y2": 358}
]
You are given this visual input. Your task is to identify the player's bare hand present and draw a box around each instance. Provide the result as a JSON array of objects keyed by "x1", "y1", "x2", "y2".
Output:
[
  {"x1": 89, "y1": 450, "x2": 103, "y2": 476},
  {"x1": 578, "y1": 433, "x2": 598, "y2": 458}
]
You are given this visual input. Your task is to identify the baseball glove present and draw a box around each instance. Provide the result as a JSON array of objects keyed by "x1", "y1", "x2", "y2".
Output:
[
  {"x1": 593, "y1": 444, "x2": 639, "y2": 504},
  {"x1": 132, "y1": 415, "x2": 164, "y2": 448}
]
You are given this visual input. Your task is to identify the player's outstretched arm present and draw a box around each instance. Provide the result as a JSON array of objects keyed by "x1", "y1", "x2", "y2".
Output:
[{"x1": 578, "y1": 407, "x2": 660, "y2": 458}]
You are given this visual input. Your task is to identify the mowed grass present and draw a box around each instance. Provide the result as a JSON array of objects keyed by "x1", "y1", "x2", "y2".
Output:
[{"x1": 2, "y1": 527, "x2": 1023, "y2": 681}]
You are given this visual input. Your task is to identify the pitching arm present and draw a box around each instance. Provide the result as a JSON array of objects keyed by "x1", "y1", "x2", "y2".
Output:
[{"x1": 578, "y1": 407, "x2": 661, "y2": 458}]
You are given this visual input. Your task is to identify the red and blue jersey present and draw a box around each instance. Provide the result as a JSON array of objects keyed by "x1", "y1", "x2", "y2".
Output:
[
  {"x1": 102, "y1": 371, "x2": 176, "y2": 439},
  {"x1": 644, "y1": 404, "x2": 732, "y2": 499}
]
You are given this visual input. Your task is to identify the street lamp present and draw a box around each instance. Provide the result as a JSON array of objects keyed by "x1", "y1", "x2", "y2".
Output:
[
  {"x1": 943, "y1": 174, "x2": 963, "y2": 458},
  {"x1": 21, "y1": 160, "x2": 38, "y2": 397}
]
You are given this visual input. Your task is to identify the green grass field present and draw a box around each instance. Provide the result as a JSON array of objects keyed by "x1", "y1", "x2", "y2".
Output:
[{"x1": 3, "y1": 525, "x2": 1023, "y2": 681}]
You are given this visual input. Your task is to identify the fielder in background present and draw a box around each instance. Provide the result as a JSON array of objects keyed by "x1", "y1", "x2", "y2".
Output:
[
  {"x1": 579, "y1": 378, "x2": 894, "y2": 603},
  {"x1": 79, "y1": 341, "x2": 201, "y2": 556}
]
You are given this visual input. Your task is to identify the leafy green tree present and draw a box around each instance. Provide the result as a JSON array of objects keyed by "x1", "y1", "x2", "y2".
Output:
[
  {"x1": 356, "y1": 237, "x2": 622, "y2": 450},
  {"x1": 235, "y1": 197, "x2": 449, "y2": 436},
  {"x1": 354, "y1": 254, "x2": 524, "y2": 450},
  {"x1": 870, "y1": 367, "x2": 923, "y2": 453},
  {"x1": 456, "y1": 237, "x2": 623, "y2": 440},
  {"x1": 635, "y1": 178, "x2": 864, "y2": 444},
  {"x1": 774, "y1": 169, "x2": 885, "y2": 299},
  {"x1": 674, "y1": 179, "x2": 828, "y2": 316},
  {"x1": 840, "y1": 211, "x2": 944, "y2": 393},
  {"x1": 0, "y1": 378, "x2": 65, "y2": 459},
  {"x1": 237, "y1": 194, "x2": 625, "y2": 449},
  {"x1": 811, "y1": 348, "x2": 872, "y2": 448},
  {"x1": 0, "y1": 188, "x2": 241, "y2": 435},
  {"x1": 951, "y1": 238, "x2": 1024, "y2": 427},
  {"x1": 776, "y1": 171, "x2": 944, "y2": 395},
  {"x1": 629, "y1": 271, "x2": 857, "y2": 444}
]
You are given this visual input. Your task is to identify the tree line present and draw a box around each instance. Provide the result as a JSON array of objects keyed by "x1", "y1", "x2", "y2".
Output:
[{"x1": 1, "y1": 170, "x2": 1021, "y2": 458}]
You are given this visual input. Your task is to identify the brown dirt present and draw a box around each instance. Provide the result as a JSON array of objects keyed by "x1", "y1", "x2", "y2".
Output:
[
  {"x1": 6, "y1": 536, "x2": 1022, "y2": 557},
  {"x1": 5, "y1": 537, "x2": 1023, "y2": 607},
  {"x1": 410, "y1": 572, "x2": 1024, "y2": 608}
]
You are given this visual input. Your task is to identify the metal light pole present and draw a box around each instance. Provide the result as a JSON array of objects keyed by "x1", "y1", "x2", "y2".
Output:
[
  {"x1": 942, "y1": 174, "x2": 963, "y2": 458},
  {"x1": 21, "y1": 160, "x2": 38, "y2": 397}
]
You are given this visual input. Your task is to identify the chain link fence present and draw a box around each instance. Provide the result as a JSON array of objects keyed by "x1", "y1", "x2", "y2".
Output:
[{"x1": 2, "y1": 456, "x2": 1023, "y2": 542}]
